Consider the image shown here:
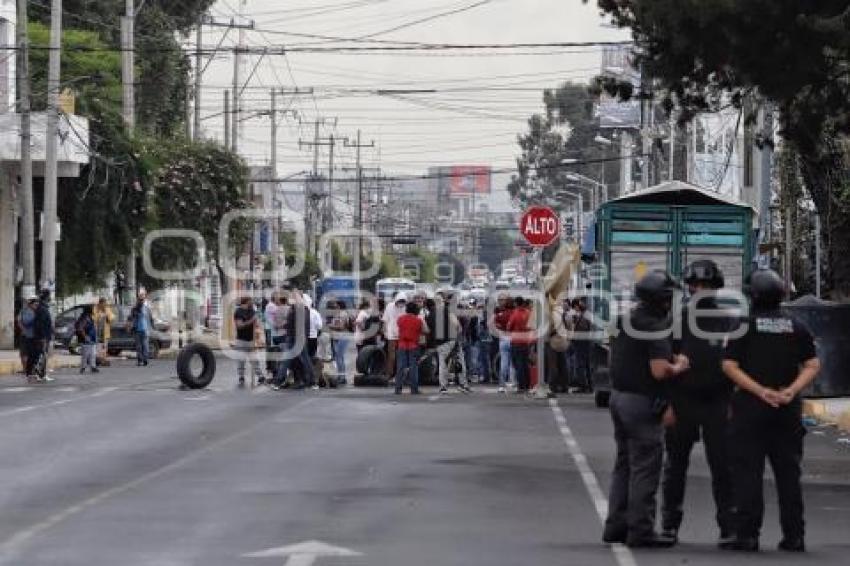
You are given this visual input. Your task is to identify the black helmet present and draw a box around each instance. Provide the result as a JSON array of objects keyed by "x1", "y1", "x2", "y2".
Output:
[
  {"x1": 683, "y1": 259, "x2": 725, "y2": 289},
  {"x1": 744, "y1": 269, "x2": 785, "y2": 308},
  {"x1": 635, "y1": 270, "x2": 680, "y2": 306}
]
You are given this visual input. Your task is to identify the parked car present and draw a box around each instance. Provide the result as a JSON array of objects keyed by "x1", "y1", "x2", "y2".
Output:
[{"x1": 54, "y1": 304, "x2": 172, "y2": 358}]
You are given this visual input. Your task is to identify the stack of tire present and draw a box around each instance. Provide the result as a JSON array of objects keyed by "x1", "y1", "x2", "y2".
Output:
[{"x1": 354, "y1": 345, "x2": 387, "y2": 387}]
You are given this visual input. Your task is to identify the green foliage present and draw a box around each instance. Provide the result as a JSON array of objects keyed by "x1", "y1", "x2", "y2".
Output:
[
  {"x1": 589, "y1": 0, "x2": 850, "y2": 297},
  {"x1": 144, "y1": 139, "x2": 252, "y2": 270},
  {"x1": 508, "y1": 82, "x2": 616, "y2": 213},
  {"x1": 31, "y1": 0, "x2": 216, "y2": 137}
]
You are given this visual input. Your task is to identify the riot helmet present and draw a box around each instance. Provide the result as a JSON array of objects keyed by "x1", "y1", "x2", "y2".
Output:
[
  {"x1": 634, "y1": 270, "x2": 680, "y2": 309},
  {"x1": 744, "y1": 268, "x2": 786, "y2": 309},
  {"x1": 683, "y1": 259, "x2": 725, "y2": 289}
]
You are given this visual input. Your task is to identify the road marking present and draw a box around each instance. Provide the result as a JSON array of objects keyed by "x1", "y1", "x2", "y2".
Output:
[
  {"x1": 244, "y1": 540, "x2": 362, "y2": 566},
  {"x1": 549, "y1": 399, "x2": 637, "y2": 566},
  {"x1": 0, "y1": 398, "x2": 320, "y2": 563},
  {"x1": 0, "y1": 387, "x2": 117, "y2": 419},
  {"x1": 0, "y1": 387, "x2": 33, "y2": 393}
]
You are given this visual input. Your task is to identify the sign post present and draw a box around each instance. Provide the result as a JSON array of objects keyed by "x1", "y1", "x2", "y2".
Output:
[{"x1": 519, "y1": 206, "x2": 561, "y2": 399}]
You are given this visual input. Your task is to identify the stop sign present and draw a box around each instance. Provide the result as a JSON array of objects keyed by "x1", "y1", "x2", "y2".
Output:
[{"x1": 520, "y1": 206, "x2": 561, "y2": 247}]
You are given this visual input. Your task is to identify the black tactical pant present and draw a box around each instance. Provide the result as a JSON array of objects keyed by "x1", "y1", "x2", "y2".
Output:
[
  {"x1": 604, "y1": 391, "x2": 664, "y2": 543},
  {"x1": 730, "y1": 394, "x2": 805, "y2": 541},
  {"x1": 661, "y1": 398, "x2": 734, "y2": 535}
]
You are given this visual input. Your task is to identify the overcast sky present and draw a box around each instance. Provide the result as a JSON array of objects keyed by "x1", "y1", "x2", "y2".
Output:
[{"x1": 198, "y1": 0, "x2": 629, "y2": 209}]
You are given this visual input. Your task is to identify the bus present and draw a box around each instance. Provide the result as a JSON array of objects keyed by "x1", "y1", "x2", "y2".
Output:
[{"x1": 375, "y1": 278, "x2": 417, "y2": 303}]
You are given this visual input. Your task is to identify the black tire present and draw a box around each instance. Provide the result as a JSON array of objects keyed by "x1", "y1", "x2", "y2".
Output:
[
  {"x1": 418, "y1": 353, "x2": 438, "y2": 386},
  {"x1": 108, "y1": 349, "x2": 121, "y2": 357},
  {"x1": 594, "y1": 390, "x2": 610, "y2": 408},
  {"x1": 355, "y1": 345, "x2": 386, "y2": 376},
  {"x1": 149, "y1": 340, "x2": 161, "y2": 360},
  {"x1": 353, "y1": 373, "x2": 389, "y2": 387},
  {"x1": 176, "y1": 343, "x2": 216, "y2": 389}
]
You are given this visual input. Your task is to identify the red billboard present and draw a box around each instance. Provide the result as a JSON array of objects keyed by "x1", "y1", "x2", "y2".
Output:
[{"x1": 433, "y1": 166, "x2": 491, "y2": 197}]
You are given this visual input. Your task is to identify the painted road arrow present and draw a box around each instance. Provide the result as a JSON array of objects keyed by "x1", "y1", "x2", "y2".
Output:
[{"x1": 243, "y1": 540, "x2": 362, "y2": 566}]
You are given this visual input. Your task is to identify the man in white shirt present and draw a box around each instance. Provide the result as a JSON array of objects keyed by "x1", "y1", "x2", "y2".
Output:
[
  {"x1": 382, "y1": 293, "x2": 407, "y2": 378},
  {"x1": 263, "y1": 292, "x2": 281, "y2": 382}
]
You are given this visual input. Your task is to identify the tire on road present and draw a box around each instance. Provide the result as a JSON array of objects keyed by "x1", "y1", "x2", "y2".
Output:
[
  {"x1": 176, "y1": 343, "x2": 216, "y2": 389},
  {"x1": 355, "y1": 344, "x2": 385, "y2": 377}
]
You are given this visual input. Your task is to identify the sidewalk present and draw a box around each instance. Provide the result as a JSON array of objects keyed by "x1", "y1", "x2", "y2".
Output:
[
  {"x1": 0, "y1": 350, "x2": 80, "y2": 377},
  {"x1": 804, "y1": 398, "x2": 850, "y2": 432}
]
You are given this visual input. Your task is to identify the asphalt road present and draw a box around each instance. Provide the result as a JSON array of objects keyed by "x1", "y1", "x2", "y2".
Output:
[{"x1": 0, "y1": 357, "x2": 849, "y2": 566}]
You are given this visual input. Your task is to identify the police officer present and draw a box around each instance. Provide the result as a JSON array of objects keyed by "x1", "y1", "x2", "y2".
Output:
[
  {"x1": 721, "y1": 269, "x2": 820, "y2": 552},
  {"x1": 660, "y1": 260, "x2": 735, "y2": 545},
  {"x1": 603, "y1": 270, "x2": 690, "y2": 548}
]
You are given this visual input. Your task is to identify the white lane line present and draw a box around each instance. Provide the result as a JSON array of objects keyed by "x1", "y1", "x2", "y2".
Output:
[
  {"x1": 0, "y1": 387, "x2": 34, "y2": 393},
  {"x1": 549, "y1": 399, "x2": 637, "y2": 566},
  {"x1": 0, "y1": 397, "x2": 319, "y2": 563},
  {"x1": 0, "y1": 387, "x2": 117, "y2": 419}
]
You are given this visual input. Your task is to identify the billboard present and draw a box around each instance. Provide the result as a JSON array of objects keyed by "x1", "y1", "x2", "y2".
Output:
[{"x1": 431, "y1": 166, "x2": 492, "y2": 198}]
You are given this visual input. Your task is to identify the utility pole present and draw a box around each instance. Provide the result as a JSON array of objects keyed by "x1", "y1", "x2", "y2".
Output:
[
  {"x1": 193, "y1": 15, "x2": 203, "y2": 140},
  {"x1": 270, "y1": 89, "x2": 277, "y2": 174},
  {"x1": 345, "y1": 131, "x2": 375, "y2": 282},
  {"x1": 121, "y1": 0, "x2": 135, "y2": 132},
  {"x1": 299, "y1": 120, "x2": 338, "y2": 254},
  {"x1": 17, "y1": 0, "x2": 36, "y2": 297},
  {"x1": 121, "y1": 0, "x2": 136, "y2": 298},
  {"x1": 223, "y1": 90, "x2": 231, "y2": 149},
  {"x1": 199, "y1": 16, "x2": 254, "y2": 146},
  {"x1": 785, "y1": 200, "x2": 793, "y2": 300},
  {"x1": 231, "y1": 0, "x2": 248, "y2": 154},
  {"x1": 40, "y1": 0, "x2": 63, "y2": 292}
]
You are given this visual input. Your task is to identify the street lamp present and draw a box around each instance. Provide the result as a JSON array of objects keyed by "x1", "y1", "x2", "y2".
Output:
[{"x1": 565, "y1": 172, "x2": 608, "y2": 209}]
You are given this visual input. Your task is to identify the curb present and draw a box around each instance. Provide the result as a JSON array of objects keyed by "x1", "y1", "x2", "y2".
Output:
[{"x1": 0, "y1": 356, "x2": 80, "y2": 377}]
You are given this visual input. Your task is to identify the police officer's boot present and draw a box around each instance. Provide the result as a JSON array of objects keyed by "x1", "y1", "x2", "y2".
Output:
[
  {"x1": 719, "y1": 536, "x2": 759, "y2": 552},
  {"x1": 778, "y1": 538, "x2": 805, "y2": 553}
]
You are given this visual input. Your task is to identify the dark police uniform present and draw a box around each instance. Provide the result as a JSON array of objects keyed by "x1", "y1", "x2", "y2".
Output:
[
  {"x1": 724, "y1": 306, "x2": 817, "y2": 544},
  {"x1": 603, "y1": 304, "x2": 673, "y2": 544},
  {"x1": 661, "y1": 297, "x2": 735, "y2": 537}
]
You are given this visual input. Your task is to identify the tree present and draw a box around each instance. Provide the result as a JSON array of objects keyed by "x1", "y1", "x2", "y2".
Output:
[
  {"x1": 140, "y1": 139, "x2": 252, "y2": 293},
  {"x1": 589, "y1": 0, "x2": 850, "y2": 298},
  {"x1": 508, "y1": 82, "x2": 618, "y2": 213},
  {"x1": 28, "y1": 22, "x2": 147, "y2": 295},
  {"x1": 31, "y1": 0, "x2": 216, "y2": 137}
]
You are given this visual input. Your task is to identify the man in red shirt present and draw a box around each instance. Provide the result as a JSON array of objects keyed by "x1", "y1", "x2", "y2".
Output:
[
  {"x1": 507, "y1": 297, "x2": 534, "y2": 392},
  {"x1": 395, "y1": 302, "x2": 429, "y2": 394}
]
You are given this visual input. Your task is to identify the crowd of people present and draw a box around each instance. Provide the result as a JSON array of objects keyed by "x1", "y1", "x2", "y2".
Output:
[
  {"x1": 238, "y1": 286, "x2": 597, "y2": 397},
  {"x1": 15, "y1": 290, "x2": 156, "y2": 380}
]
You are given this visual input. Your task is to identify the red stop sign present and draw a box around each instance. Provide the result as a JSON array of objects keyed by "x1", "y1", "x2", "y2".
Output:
[{"x1": 520, "y1": 206, "x2": 561, "y2": 247}]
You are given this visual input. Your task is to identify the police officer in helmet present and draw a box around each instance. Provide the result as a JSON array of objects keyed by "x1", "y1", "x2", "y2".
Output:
[
  {"x1": 603, "y1": 270, "x2": 690, "y2": 548},
  {"x1": 721, "y1": 269, "x2": 820, "y2": 552},
  {"x1": 660, "y1": 260, "x2": 735, "y2": 546}
]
